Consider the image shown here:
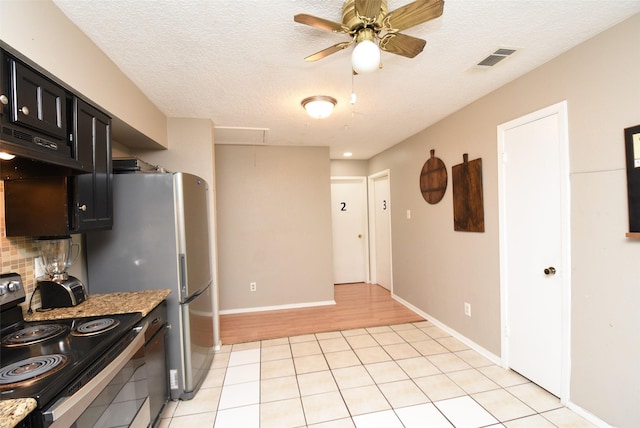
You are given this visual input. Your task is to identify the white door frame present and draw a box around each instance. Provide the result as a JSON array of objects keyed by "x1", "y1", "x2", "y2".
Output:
[
  {"x1": 331, "y1": 176, "x2": 370, "y2": 284},
  {"x1": 368, "y1": 169, "x2": 393, "y2": 293},
  {"x1": 497, "y1": 101, "x2": 572, "y2": 402}
]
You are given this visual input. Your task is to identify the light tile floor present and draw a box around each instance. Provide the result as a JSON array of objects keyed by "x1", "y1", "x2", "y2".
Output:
[{"x1": 157, "y1": 321, "x2": 597, "y2": 428}]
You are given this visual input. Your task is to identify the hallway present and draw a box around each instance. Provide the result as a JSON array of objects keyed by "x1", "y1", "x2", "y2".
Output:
[{"x1": 220, "y1": 283, "x2": 424, "y2": 344}]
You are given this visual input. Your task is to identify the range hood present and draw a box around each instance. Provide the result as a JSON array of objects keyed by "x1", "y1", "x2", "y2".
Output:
[{"x1": 1, "y1": 42, "x2": 86, "y2": 179}]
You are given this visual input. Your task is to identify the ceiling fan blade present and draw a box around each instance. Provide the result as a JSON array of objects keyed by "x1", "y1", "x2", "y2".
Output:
[
  {"x1": 355, "y1": 0, "x2": 383, "y2": 20},
  {"x1": 305, "y1": 42, "x2": 353, "y2": 62},
  {"x1": 294, "y1": 14, "x2": 345, "y2": 33},
  {"x1": 380, "y1": 33, "x2": 427, "y2": 58},
  {"x1": 385, "y1": 0, "x2": 444, "y2": 32}
]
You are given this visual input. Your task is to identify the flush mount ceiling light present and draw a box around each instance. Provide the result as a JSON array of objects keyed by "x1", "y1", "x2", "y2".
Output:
[
  {"x1": 352, "y1": 29, "x2": 380, "y2": 74},
  {"x1": 301, "y1": 95, "x2": 337, "y2": 119}
]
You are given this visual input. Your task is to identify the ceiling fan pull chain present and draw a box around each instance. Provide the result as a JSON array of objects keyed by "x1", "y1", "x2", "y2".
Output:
[{"x1": 351, "y1": 72, "x2": 357, "y2": 105}]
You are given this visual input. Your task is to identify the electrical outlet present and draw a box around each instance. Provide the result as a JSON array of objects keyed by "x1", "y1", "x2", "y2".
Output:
[
  {"x1": 464, "y1": 302, "x2": 472, "y2": 317},
  {"x1": 250, "y1": 282, "x2": 257, "y2": 292}
]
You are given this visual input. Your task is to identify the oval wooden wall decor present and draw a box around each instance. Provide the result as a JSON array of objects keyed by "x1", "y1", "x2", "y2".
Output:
[{"x1": 420, "y1": 149, "x2": 447, "y2": 204}]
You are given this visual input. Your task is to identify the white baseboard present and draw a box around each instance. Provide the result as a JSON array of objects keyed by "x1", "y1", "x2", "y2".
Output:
[
  {"x1": 565, "y1": 402, "x2": 613, "y2": 428},
  {"x1": 391, "y1": 293, "x2": 502, "y2": 365},
  {"x1": 219, "y1": 300, "x2": 336, "y2": 315}
]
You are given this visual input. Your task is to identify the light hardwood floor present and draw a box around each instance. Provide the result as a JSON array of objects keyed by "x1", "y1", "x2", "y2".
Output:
[{"x1": 219, "y1": 282, "x2": 424, "y2": 344}]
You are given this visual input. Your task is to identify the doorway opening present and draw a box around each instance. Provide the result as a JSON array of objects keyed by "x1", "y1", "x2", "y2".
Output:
[
  {"x1": 330, "y1": 170, "x2": 393, "y2": 293},
  {"x1": 368, "y1": 170, "x2": 393, "y2": 292},
  {"x1": 330, "y1": 176, "x2": 369, "y2": 284}
]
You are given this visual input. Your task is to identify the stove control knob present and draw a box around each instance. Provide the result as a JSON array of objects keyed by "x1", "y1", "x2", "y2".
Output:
[
  {"x1": 7, "y1": 281, "x2": 20, "y2": 292},
  {"x1": 0, "y1": 284, "x2": 6, "y2": 295}
]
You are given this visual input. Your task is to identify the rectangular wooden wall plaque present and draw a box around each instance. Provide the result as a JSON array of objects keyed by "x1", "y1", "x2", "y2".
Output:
[{"x1": 452, "y1": 154, "x2": 485, "y2": 232}]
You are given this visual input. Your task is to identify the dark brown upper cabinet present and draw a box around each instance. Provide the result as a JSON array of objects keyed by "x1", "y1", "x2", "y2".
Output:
[
  {"x1": 2, "y1": 43, "x2": 113, "y2": 236},
  {"x1": 10, "y1": 59, "x2": 68, "y2": 141},
  {"x1": 71, "y1": 97, "x2": 112, "y2": 232}
]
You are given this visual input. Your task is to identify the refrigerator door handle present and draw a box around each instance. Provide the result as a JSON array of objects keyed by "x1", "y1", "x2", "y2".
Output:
[
  {"x1": 182, "y1": 282, "x2": 211, "y2": 305},
  {"x1": 179, "y1": 253, "x2": 187, "y2": 298}
]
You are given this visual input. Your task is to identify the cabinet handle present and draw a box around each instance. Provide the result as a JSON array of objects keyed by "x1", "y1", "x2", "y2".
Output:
[
  {"x1": 78, "y1": 204, "x2": 87, "y2": 212},
  {"x1": 0, "y1": 95, "x2": 8, "y2": 105},
  {"x1": 19, "y1": 106, "x2": 29, "y2": 115}
]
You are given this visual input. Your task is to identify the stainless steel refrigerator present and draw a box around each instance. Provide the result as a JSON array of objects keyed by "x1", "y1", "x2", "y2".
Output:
[{"x1": 86, "y1": 171, "x2": 215, "y2": 400}]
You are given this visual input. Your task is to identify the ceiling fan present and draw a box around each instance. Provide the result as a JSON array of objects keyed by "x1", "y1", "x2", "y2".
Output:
[{"x1": 294, "y1": 0, "x2": 445, "y2": 73}]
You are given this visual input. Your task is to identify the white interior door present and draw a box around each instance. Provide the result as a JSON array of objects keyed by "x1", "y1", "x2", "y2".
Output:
[
  {"x1": 498, "y1": 101, "x2": 570, "y2": 398},
  {"x1": 331, "y1": 177, "x2": 368, "y2": 284},
  {"x1": 369, "y1": 171, "x2": 392, "y2": 291}
]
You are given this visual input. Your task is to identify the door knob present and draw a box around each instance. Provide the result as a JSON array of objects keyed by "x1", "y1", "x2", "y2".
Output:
[{"x1": 544, "y1": 267, "x2": 556, "y2": 275}]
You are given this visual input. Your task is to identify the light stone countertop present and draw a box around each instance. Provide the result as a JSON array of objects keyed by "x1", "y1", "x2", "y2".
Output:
[
  {"x1": 0, "y1": 399, "x2": 37, "y2": 428},
  {"x1": 25, "y1": 289, "x2": 171, "y2": 321}
]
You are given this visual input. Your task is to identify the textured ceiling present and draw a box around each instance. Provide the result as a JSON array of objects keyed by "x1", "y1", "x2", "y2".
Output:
[{"x1": 52, "y1": 0, "x2": 640, "y2": 159}]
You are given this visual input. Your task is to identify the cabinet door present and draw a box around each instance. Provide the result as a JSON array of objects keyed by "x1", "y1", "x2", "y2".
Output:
[
  {"x1": 10, "y1": 59, "x2": 68, "y2": 141},
  {"x1": 72, "y1": 98, "x2": 112, "y2": 232}
]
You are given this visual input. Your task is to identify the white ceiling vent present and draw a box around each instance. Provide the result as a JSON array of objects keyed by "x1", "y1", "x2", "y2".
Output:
[
  {"x1": 214, "y1": 126, "x2": 269, "y2": 145},
  {"x1": 477, "y1": 48, "x2": 518, "y2": 67}
]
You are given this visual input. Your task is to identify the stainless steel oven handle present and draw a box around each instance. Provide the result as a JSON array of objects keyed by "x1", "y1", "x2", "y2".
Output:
[{"x1": 44, "y1": 322, "x2": 149, "y2": 428}]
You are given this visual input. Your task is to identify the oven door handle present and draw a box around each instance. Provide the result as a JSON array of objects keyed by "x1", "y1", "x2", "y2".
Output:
[{"x1": 43, "y1": 321, "x2": 149, "y2": 428}]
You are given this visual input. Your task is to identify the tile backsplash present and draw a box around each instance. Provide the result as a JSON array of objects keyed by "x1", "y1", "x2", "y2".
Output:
[{"x1": 0, "y1": 181, "x2": 41, "y2": 308}]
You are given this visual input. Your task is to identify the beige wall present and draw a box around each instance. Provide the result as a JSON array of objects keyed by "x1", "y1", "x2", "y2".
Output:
[
  {"x1": 0, "y1": 0, "x2": 167, "y2": 148},
  {"x1": 330, "y1": 159, "x2": 369, "y2": 177},
  {"x1": 369, "y1": 13, "x2": 640, "y2": 427},
  {"x1": 133, "y1": 118, "x2": 216, "y2": 189},
  {"x1": 215, "y1": 145, "x2": 334, "y2": 311}
]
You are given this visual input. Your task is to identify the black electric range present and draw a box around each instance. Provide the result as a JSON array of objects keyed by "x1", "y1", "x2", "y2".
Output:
[{"x1": 0, "y1": 272, "x2": 143, "y2": 426}]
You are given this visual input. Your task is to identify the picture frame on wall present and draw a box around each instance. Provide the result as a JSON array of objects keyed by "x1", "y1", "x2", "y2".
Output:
[{"x1": 624, "y1": 124, "x2": 640, "y2": 236}]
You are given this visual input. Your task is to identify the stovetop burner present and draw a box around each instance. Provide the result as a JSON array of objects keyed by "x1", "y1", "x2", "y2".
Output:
[
  {"x1": 72, "y1": 318, "x2": 120, "y2": 336},
  {"x1": 0, "y1": 354, "x2": 69, "y2": 389},
  {"x1": 1, "y1": 272, "x2": 144, "y2": 413},
  {"x1": 1, "y1": 324, "x2": 69, "y2": 347}
]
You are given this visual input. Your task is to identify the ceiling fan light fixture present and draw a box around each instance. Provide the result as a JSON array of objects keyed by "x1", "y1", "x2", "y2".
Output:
[
  {"x1": 301, "y1": 95, "x2": 337, "y2": 119},
  {"x1": 352, "y1": 39, "x2": 380, "y2": 73},
  {"x1": 352, "y1": 28, "x2": 380, "y2": 74}
]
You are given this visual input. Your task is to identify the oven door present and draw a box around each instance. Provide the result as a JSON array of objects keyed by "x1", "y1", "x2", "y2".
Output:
[{"x1": 43, "y1": 322, "x2": 149, "y2": 428}]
